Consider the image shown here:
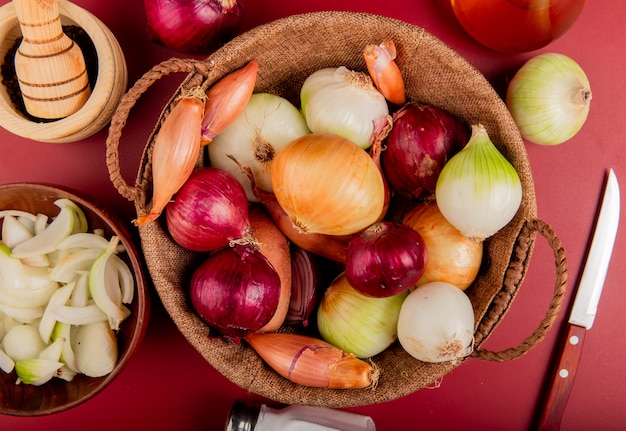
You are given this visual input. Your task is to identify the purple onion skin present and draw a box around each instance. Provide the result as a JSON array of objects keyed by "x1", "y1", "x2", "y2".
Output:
[
  {"x1": 166, "y1": 167, "x2": 250, "y2": 252},
  {"x1": 381, "y1": 102, "x2": 469, "y2": 199},
  {"x1": 190, "y1": 244, "x2": 281, "y2": 342},
  {"x1": 144, "y1": 0, "x2": 244, "y2": 54},
  {"x1": 345, "y1": 221, "x2": 427, "y2": 298}
]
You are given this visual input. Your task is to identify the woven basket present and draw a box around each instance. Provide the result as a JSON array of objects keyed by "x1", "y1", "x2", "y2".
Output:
[{"x1": 105, "y1": 12, "x2": 568, "y2": 407}]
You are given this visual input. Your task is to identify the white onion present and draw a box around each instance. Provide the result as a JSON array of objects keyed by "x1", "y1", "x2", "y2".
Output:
[
  {"x1": 397, "y1": 281, "x2": 474, "y2": 363},
  {"x1": 300, "y1": 67, "x2": 389, "y2": 149},
  {"x1": 317, "y1": 274, "x2": 407, "y2": 358},
  {"x1": 435, "y1": 124, "x2": 522, "y2": 241},
  {"x1": 506, "y1": 52, "x2": 592, "y2": 146},
  {"x1": 208, "y1": 93, "x2": 310, "y2": 202}
]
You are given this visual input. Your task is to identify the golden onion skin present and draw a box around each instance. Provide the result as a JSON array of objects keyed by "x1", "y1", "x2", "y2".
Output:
[{"x1": 270, "y1": 133, "x2": 385, "y2": 236}]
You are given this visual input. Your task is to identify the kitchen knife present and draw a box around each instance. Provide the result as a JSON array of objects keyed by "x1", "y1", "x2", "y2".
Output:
[{"x1": 536, "y1": 168, "x2": 620, "y2": 431}]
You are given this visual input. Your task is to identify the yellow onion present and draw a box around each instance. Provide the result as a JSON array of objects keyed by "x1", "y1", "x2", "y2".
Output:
[
  {"x1": 270, "y1": 133, "x2": 385, "y2": 236},
  {"x1": 403, "y1": 200, "x2": 482, "y2": 290}
]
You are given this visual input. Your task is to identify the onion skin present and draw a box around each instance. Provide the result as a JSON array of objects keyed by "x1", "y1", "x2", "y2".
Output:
[
  {"x1": 345, "y1": 221, "x2": 427, "y2": 297},
  {"x1": 402, "y1": 200, "x2": 482, "y2": 290},
  {"x1": 248, "y1": 204, "x2": 292, "y2": 333},
  {"x1": 144, "y1": 0, "x2": 244, "y2": 54},
  {"x1": 245, "y1": 332, "x2": 378, "y2": 389},
  {"x1": 381, "y1": 102, "x2": 469, "y2": 199},
  {"x1": 190, "y1": 244, "x2": 281, "y2": 342},
  {"x1": 236, "y1": 158, "x2": 352, "y2": 263},
  {"x1": 166, "y1": 167, "x2": 250, "y2": 252},
  {"x1": 271, "y1": 133, "x2": 386, "y2": 236}
]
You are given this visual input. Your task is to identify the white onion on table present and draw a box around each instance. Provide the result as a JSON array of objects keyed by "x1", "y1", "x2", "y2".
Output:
[{"x1": 506, "y1": 52, "x2": 592, "y2": 146}]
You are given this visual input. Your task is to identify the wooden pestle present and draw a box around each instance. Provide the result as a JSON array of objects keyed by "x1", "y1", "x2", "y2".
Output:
[{"x1": 12, "y1": 0, "x2": 91, "y2": 119}]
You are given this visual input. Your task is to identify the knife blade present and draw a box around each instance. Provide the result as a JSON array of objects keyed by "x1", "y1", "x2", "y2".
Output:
[{"x1": 536, "y1": 168, "x2": 620, "y2": 431}]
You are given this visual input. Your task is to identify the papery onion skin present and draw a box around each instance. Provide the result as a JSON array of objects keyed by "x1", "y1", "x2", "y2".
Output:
[
  {"x1": 166, "y1": 167, "x2": 250, "y2": 252},
  {"x1": 317, "y1": 274, "x2": 407, "y2": 358},
  {"x1": 345, "y1": 221, "x2": 427, "y2": 297},
  {"x1": 397, "y1": 281, "x2": 474, "y2": 363},
  {"x1": 209, "y1": 93, "x2": 311, "y2": 202},
  {"x1": 144, "y1": 0, "x2": 244, "y2": 54},
  {"x1": 190, "y1": 244, "x2": 281, "y2": 342},
  {"x1": 402, "y1": 200, "x2": 482, "y2": 290},
  {"x1": 237, "y1": 162, "x2": 352, "y2": 263},
  {"x1": 381, "y1": 102, "x2": 469, "y2": 199},
  {"x1": 270, "y1": 133, "x2": 386, "y2": 236},
  {"x1": 506, "y1": 52, "x2": 591, "y2": 146},
  {"x1": 300, "y1": 67, "x2": 389, "y2": 149},
  {"x1": 435, "y1": 124, "x2": 522, "y2": 241}
]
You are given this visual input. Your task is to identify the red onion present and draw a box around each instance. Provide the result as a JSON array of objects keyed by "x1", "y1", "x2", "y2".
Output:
[
  {"x1": 166, "y1": 167, "x2": 250, "y2": 252},
  {"x1": 345, "y1": 221, "x2": 427, "y2": 298},
  {"x1": 381, "y1": 102, "x2": 469, "y2": 199},
  {"x1": 143, "y1": 0, "x2": 244, "y2": 54},
  {"x1": 190, "y1": 244, "x2": 281, "y2": 342}
]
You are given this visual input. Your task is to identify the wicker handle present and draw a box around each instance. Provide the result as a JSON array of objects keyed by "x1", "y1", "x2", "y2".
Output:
[
  {"x1": 471, "y1": 219, "x2": 568, "y2": 362},
  {"x1": 105, "y1": 57, "x2": 212, "y2": 203}
]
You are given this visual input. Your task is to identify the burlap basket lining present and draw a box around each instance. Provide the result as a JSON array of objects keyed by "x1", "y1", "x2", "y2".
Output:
[{"x1": 105, "y1": 12, "x2": 568, "y2": 407}]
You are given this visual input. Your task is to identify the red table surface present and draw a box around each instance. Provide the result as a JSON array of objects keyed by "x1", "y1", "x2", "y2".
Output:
[{"x1": 1, "y1": 1, "x2": 625, "y2": 430}]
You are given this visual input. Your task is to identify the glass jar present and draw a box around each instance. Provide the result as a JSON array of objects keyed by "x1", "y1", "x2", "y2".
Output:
[
  {"x1": 450, "y1": 0, "x2": 586, "y2": 52},
  {"x1": 225, "y1": 402, "x2": 376, "y2": 431}
]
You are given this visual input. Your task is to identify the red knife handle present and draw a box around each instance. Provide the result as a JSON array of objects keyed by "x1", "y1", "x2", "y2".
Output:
[{"x1": 536, "y1": 324, "x2": 587, "y2": 431}]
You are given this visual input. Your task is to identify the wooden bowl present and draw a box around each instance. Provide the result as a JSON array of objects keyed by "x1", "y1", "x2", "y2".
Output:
[
  {"x1": 0, "y1": 0, "x2": 127, "y2": 143},
  {"x1": 0, "y1": 183, "x2": 149, "y2": 416}
]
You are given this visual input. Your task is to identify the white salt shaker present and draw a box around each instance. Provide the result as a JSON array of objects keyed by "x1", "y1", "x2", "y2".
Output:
[{"x1": 225, "y1": 402, "x2": 376, "y2": 431}]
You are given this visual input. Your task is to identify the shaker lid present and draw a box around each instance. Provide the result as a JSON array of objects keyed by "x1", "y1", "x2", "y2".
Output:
[{"x1": 225, "y1": 402, "x2": 259, "y2": 431}]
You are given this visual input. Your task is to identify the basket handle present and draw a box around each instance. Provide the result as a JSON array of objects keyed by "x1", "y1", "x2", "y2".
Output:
[
  {"x1": 471, "y1": 219, "x2": 568, "y2": 362},
  {"x1": 105, "y1": 57, "x2": 212, "y2": 203}
]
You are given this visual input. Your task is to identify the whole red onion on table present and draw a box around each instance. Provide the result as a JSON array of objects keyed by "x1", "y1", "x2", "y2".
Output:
[{"x1": 143, "y1": 0, "x2": 245, "y2": 54}]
